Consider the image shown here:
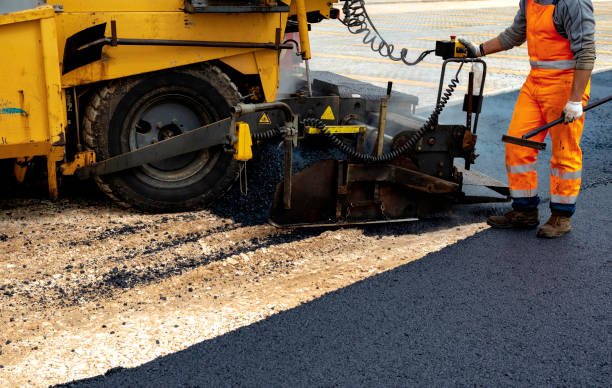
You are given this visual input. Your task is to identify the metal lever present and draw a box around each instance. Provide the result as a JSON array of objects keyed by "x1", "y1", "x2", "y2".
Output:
[{"x1": 502, "y1": 94, "x2": 612, "y2": 150}]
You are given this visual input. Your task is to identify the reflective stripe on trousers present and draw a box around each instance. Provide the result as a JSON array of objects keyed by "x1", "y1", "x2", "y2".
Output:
[
  {"x1": 510, "y1": 189, "x2": 538, "y2": 198},
  {"x1": 507, "y1": 162, "x2": 537, "y2": 174},
  {"x1": 551, "y1": 194, "x2": 578, "y2": 204},
  {"x1": 551, "y1": 168, "x2": 582, "y2": 180}
]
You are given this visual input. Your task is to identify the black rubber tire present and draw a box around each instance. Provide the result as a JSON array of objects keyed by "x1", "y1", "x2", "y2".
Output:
[{"x1": 82, "y1": 64, "x2": 240, "y2": 212}]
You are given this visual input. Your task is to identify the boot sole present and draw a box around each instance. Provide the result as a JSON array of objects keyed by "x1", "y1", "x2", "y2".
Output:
[{"x1": 537, "y1": 229, "x2": 571, "y2": 238}]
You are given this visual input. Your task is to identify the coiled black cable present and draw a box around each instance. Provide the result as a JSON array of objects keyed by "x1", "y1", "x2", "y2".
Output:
[
  {"x1": 302, "y1": 117, "x2": 326, "y2": 129},
  {"x1": 340, "y1": 0, "x2": 434, "y2": 66},
  {"x1": 309, "y1": 64, "x2": 463, "y2": 163},
  {"x1": 252, "y1": 127, "x2": 282, "y2": 141}
]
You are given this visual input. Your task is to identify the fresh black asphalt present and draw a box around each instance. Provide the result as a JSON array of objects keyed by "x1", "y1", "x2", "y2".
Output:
[{"x1": 60, "y1": 70, "x2": 612, "y2": 387}]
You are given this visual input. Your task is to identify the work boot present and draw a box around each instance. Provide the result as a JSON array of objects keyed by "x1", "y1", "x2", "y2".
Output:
[
  {"x1": 537, "y1": 213, "x2": 571, "y2": 238},
  {"x1": 487, "y1": 209, "x2": 540, "y2": 229}
]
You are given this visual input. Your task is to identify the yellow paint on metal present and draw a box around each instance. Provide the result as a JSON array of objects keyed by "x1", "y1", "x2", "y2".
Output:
[
  {"x1": 0, "y1": 5, "x2": 55, "y2": 26},
  {"x1": 233, "y1": 122, "x2": 253, "y2": 161},
  {"x1": 259, "y1": 112, "x2": 272, "y2": 124},
  {"x1": 254, "y1": 49, "x2": 281, "y2": 102},
  {"x1": 53, "y1": 0, "x2": 331, "y2": 99},
  {"x1": 57, "y1": 11, "x2": 286, "y2": 95},
  {"x1": 320, "y1": 106, "x2": 335, "y2": 120},
  {"x1": 60, "y1": 151, "x2": 96, "y2": 175},
  {"x1": 47, "y1": 146, "x2": 65, "y2": 200},
  {"x1": 0, "y1": 6, "x2": 66, "y2": 157},
  {"x1": 453, "y1": 39, "x2": 467, "y2": 58},
  {"x1": 221, "y1": 52, "x2": 259, "y2": 75},
  {"x1": 307, "y1": 126, "x2": 364, "y2": 135},
  {"x1": 294, "y1": 0, "x2": 311, "y2": 60}
]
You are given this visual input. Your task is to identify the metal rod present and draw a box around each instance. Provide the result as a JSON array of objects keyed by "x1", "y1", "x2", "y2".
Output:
[
  {"x1": 466, "y1": 71, "x2": 474, "y2": 132},
  {"x1": 232, "y1": 101, "x2": 295, "y2": 123},
  {"x1": 501, "y1": 94, "x2": 612, "y2": 150},
  {"x1": 305, "y1": 59, "x2": 313, "y2": 97},
  {"x1": 72, "y1": 87, "x2": 83, "y2": 152},
  {"x1": 77, "y1": 38, "x2": 293, "y2": 51},
  {"x1": 522, "y1": 93, "x2": 612, "y2": 140},
  {"x1": 374, "y1": 81, "x2": 392, "y2": 156},
  {"x1": 375, "y1": 100, "x2": 388, "y2": 156},
  {"x1": 472, "y1": 60, "x2": 486, "y2": 135},
  {"x1": 465, "y1": 71, "x2": 474, "y2": 170},
  {"x1": 110, "y1": 20, "x2": 118, "y2": 46},
  {"x1": 283, "y1": 137, "x2": 293, "y2": 209}
]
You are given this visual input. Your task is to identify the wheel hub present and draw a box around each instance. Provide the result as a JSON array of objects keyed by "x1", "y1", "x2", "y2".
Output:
[{"x1": 129, "y1": 95, "x2": 217, "y2": 182}]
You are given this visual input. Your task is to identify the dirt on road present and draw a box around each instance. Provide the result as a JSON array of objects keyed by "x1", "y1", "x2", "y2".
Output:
[{"x1": 0, "y1": 186, "x2": 491, "y2": 386}]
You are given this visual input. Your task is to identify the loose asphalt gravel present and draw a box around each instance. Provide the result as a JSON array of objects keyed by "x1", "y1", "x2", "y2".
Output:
[{"x1": 57, "y1": 71, "x2": 612, "y2": 387}]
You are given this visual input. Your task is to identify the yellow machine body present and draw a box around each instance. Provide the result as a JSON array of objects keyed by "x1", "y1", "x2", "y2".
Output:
[
  {"x1": 0, "y1": 6, "x2": 66, "y2": 198},
  {"x1": 0, "y1": 0, "x2": 332, "y2": 198}
]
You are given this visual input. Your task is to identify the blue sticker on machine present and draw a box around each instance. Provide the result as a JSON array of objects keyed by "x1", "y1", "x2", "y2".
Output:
[{"x1": 0, "y1": 108, "x2": 28, "y2": 116}]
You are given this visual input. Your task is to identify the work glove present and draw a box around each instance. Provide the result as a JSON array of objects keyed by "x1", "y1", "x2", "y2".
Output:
[
  {"x1": 457, "y1": 38, "x2": 483, "y2": 58},
  {"x1": 562, "y1": 100, "x2": 583, "y2": 124}
]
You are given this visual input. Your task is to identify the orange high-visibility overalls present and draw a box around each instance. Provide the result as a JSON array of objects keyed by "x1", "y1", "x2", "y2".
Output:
[{"x1": 505, "y1": 0, "x2": 590, "y2": 214}]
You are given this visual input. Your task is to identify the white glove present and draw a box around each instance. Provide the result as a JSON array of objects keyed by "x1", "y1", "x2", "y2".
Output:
[
  {"x1": 562, "y1": 100, "x2": 583, "y2": 124},
  {"x1": 457, "y1": 38, "x2": 483, "y2": 58}
]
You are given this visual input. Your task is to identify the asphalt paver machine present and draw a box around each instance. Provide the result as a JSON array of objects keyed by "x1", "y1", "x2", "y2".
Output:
[{"x1": 0, "y1": 0, "x2": 509, "y2": 227}]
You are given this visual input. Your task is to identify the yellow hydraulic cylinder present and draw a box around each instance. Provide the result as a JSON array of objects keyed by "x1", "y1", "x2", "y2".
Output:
[{"x1": 295, "y1": 0, "x2": 311, "y2": 60}]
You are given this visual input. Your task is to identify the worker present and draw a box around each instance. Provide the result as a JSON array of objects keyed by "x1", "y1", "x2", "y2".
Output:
[{"x1": 459, "y1": 0, "x2": 596, "y2": 238}]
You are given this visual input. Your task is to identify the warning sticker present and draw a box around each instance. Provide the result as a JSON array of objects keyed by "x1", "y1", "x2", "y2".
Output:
[
  {"x1": 320, "y1": 106, "x2": 335, "y2": 120},
  {"x1": 259, "y1": 112, "x2": 271, "y2": 124}
]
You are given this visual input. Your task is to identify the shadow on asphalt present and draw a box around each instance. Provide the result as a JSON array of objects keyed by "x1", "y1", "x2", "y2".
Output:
[{"x1": 59, "y1": 216, "x2": 610, "y2": 386}]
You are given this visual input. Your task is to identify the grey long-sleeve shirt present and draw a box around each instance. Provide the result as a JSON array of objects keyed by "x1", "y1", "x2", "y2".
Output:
[{"x1": 497, "y1": 0, "x2": 596, "y2": 70}]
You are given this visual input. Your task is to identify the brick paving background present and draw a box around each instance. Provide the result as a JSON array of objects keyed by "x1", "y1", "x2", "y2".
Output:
[{"x1": 303, "y1": 0, "x2": 612, "y2": 108}]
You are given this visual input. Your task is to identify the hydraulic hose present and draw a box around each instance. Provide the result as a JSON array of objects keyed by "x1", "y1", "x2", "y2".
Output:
[
  {"x1": 340, "y1": 0, "x2": 434, "y2": 66},
  {"x1": 304, "y1": 63, "x2": 464, "y2": 163}
]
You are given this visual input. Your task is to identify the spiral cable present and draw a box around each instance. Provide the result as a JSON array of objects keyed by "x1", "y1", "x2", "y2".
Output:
[
  {"x1": 309, "y1": 64, "x2": 463, "y2": 163},
  {"x1": 340, "y1": 0, "x2": 434, "y2": 66},
  {"x1": 302, "y1": 117, "x2": 326, "y2": 129},
  {"x1": 252, "y1": 127, "x2": 282, "y2": 141}
]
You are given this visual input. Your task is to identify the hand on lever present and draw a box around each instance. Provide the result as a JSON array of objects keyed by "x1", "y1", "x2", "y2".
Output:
[
  {"x1": 562, "y1": 100, "x2": 583, "y2": 124},
  {"x1": 458, "y1": 38, "x2": 484, "y2": 58}
]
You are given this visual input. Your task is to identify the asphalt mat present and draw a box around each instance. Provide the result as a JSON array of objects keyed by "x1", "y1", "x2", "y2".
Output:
[{"x1": 59, "y1": 71, "x2": 612, "y2": 387}]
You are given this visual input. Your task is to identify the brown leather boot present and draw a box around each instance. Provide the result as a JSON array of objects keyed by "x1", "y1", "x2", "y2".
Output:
[
  {"x1": 487, "y1": 209, "x2": 540, "y2": 229},
  {"x1": 537, "y1": 213, "x2": 571, "y2": 238}
]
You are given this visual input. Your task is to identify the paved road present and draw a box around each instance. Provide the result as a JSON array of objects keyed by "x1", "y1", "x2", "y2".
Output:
[
  {"x1": 61, "y1": 66, "x2": 611, "y2": 387},
  {"x1": 57, "y1": 2, "x2": 612, "y2": 386}
]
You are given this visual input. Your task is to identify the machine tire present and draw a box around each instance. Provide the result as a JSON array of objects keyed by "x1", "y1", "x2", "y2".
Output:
[{"x1": 82, "y1": 64, "x2": 240, "y2": 212}]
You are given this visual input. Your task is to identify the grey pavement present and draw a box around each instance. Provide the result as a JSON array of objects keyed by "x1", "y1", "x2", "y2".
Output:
[{"x1": 59, "y1": 67, "x2": 612, "y2": 388}]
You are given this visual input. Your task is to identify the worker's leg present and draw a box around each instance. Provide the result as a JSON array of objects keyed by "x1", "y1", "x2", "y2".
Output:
[
  {"x1": 488, "y1": 78, "x2": 545, "y2": 229},
  {"x1": 542, "y1": 77, "x2": 590, "y2": 216},
  {"x1": 505, "y1": 78, "x2": 547, "y2": 211}
]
